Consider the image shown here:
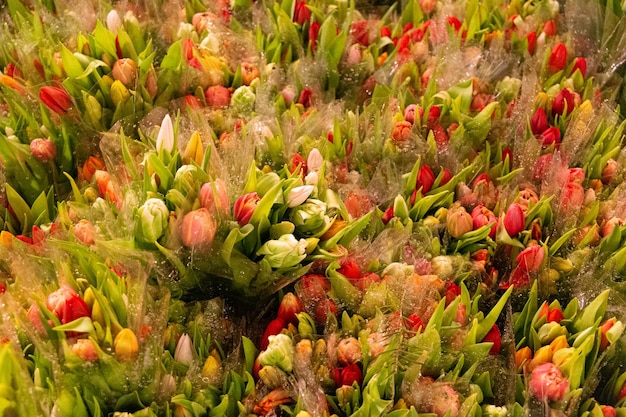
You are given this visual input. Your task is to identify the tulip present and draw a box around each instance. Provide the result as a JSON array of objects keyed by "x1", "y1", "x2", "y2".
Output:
[
  {"x1": 548, "y1": 43, "x2": 567, "y2": 73},
  {"x1": 572, "y1": 57, "x2": 587, "y2": 77},
  {"x1": 200, "y1": 179, "x2": 230, "y2": 217},
  {"x1": 234, "y1": 192, "x2": 260, "y2": 226},
  {"x1": 516, "y1": 346, "x2": 532, "y2": 369},
  {"x1": 552, "y1": 88, "x2": 576, "y2": 116},
  {"x1": 47, "y1": 285, "x2": 91, "y2": 326},
  {"x1": 516, "y1": 244, "x2": 545, "y2": 274},
  {"x1": 71, "y1": 339, "x2": 98, "y2": 361},
  {"x1": 538, "y1": 302, "x2": 564, "y2": 323},
  {"x1": 599, "y1": 318, "x2": 617, "y2": 351},
  {"x1": 81, "y1": 156, "x2": 106, "y2": 183},
  {"x1": 39, "y1": 86, "x2": 72, "y2": 114},
  {"x1": 135, "y1": 198, "x2": 169, "y2": 243},
  {"x1": 540, "y1": 126, "x2": 561, "y2": 148},
  {"x1": 174, "y1": 333, "x2": 195, "y2": 365},
  {"x1": 483, "y1": 324, "x2": 502, "y2": 355},
  {"x1": 111, "y1": 58, "x2": 138, "y2": 87},
  {"x1": 528, "y1": 362, "x2": 569, "y2": 402},
  {"x1": 602, "y1": 406, "x2": 617, "y2": 417},
  {"x1": 308, "y1": 21, "x2": 320, "y2": 52},
  {"x1": 527, "y1": 31, "x2": 537, "y2": 55},
  {"x1": 337, "y1": 337, "x2": 362, "y2": 365},
  {"x1": 286, "y1": 185, "x2": 314, "y2": 207},
  {"x1": 601, "y1": 159, "x2": 618, "y2": 184},
  {"x1": 258, "y1": 333, "x2": 295, "y2": 372},
  {"x1": 446, "y1": 204, "x2": 473, "y2": 238},
  {"x1": 427, "y1": 106, "x2": 441, "y2": 127},
  {"x1": 307, "y1": 148, "x2": 323, "y2": 173},
  {"x1": 180, "y1": 208, "x2": 217, "y2": 249},
  {"x1": 156, "y1": 114, "x2": 174, "y2": 153},
  {"x1": 110, "y1": 80, "x2": 130, "y2": 106},
  {"x1": 530, "y1": 107, "x2": 549, "y2": 135},
  {"x1": 416, "y1": 165, "x2": 436, "y2": 193},
  {"x1": 293, "y1": 0, "x2": 311, "y2": 25},
  {"x1": 74, "y1": 219, "x2": 96, "y2": 245},
  {"x1": 277, "y1": 293, "x2": 303, "y2": 326},
  {"x1": 314, "y1": 298, "x2": 338, "y2": 324},
  {"x1": 240, "y1": 62, "x2": 260, "y2": 86},
  {"x1": 106, "y1": 10, "x2": 123, "y2": 32},
  {"x1": 256, "y1": 234, "x2": 308, "y2": 269},
  {"x1": 503, "y1": 203, "x2": 525, "y2": 237},
  {"x1": 559, "y1": 182, "x2": 584, "y2": 212},
  {"x1": 404, "y1": 104, "x2": 423, "y2": 124},
  {"x1": 391, "y1": 120, "x2": 412, "y2": 142},
  {"x1": 205, "y1": 85, "x2": 231, "y2": 108},
  {"x1": 30, "y1": 138, "x2": 56, "y2": 163},
  {"x1": 471, "y1": 205, "x2": 498, "y2": 238},
  {"x1": 431, "y1": 385, "x2": 460, "y2": 417},
  {"x1": 331, "y1": 363, "x2": 363, "y2": 387},
  {"x1": 114, "y1": 328, "x2": 139, "y2": 361},
  {"x1": 538, "y1": 322, "x2": 567, "y2": 344}
]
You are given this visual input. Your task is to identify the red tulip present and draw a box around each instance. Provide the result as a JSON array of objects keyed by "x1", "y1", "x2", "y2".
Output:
[
  {"x1": 446, "y1": 16, "x2": 462, "y2": 32},
  {"x1": 338, "y1": 258, "x2": 361, "y2": 280},
  {"x1": 516, "y1": 244, "x2": 545, "y2": 274},
  {"x1": 298, "y1": 88, "x2": 313, "y2": 107},
  {"x1": 314, "y1": 298, "x2": 338, "y2": 323},
  {"x1": 530, "y1": 107, "x2": 549, "y2": 135},
  {"x1": 559, "y1": 182, "x2": 584, "y2": 212},
  {"x1": 47, "y1": 285, "x2": 92, "y2": 326},
  {"x1": 350, "y1": 20, "x2": 370, "y2": 46},
  {"x1": 483, "y1": 324, "x2": 502, "y2": 354},
  {"x1": 39, "y1": 86, "x2": 72, "y2": 114},
  {"x1": 527, "y1": 31, "x2": 537, "y2": 55},
  {"x1": 444, "y1": 281, "x2": 461, "y2": 305},
  {"x1": 471, "y1": 205, "x2": 498, "y2": 238},
  {"x1": 381, "y1": 205, "x2": 395, "y2": 224},
  {"x1": 293, "y1": 0, "x2": 311, "y2": 25},
  {"x1": 548, "y1": 43, "x2": 567, "y2": 73},
  {"x1": 406, "y1": 313, "x2": 424, "y2": 332},
  {"x1": 552, "y1": 88, "x2": 575, "y2": 116},
  {"x1": 380, "y1": 26, "x2": 391, "y2": 38},
  {"x1": 427, "y1": 106, "x2": 441, "y2": 127},
  {"x1": 572, "y1": 57, "x2": 587, "y2": 77},
  {"x1": 416, "y1": 165, "x2": 436, "y2": 193},
  {"x1": 543, "y1": 20, "x2": 556, "y2": 37},
  {"x1": 599, "y1": 318, "x2": 616, "y2": 351},
  {"x1": 533, "y1": 153, "x2": 553, "y2": 180},
  {"x1": 503, "y1": 203, "x2": 525, "y2": 237},
  {"x1": 331, "y1": 363, "x2": 363, "y2": 387},
  {"x1": 540, "y1": 126, "x2": 561, "y2": 148},
  {"x1": 233, "y1": 192, "x2": 260, "y2": 226},
  {"x1": 308, "y1": 21, "x2": 320, "y2": 52},
  {"x1": 260, "y1": 317, "x2": 285, "y2": 350},
  {"x1": 439, "y1": 168, "x2": 453, "y2": 187},
  {"x1": 277, "y1": 292, "x2": 303, "y2": 325},
  {"x1": 538, "y1": 302, "x2": 564, "y2": 323},
  {"x1": 602, "y1": 406, "x2": 617, "y2": 417}
]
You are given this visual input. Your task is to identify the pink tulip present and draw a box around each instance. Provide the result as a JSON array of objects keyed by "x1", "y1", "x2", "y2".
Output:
[
  {"x1": 74, "y1": 219, "x2": 96, "y2": 245},
  {"x1": 516, "y1": 244, "x2": 544, "y2": 274},
  {"x1": 559, "y1": 182, "x2": 585, "y2": 212},
  {"x1": 528, "y1": 363, "x2": 569, "y2": 402},
  {"x1": 234, "y1": 192, "x2": 260, "y2": 226},
  {"x1": 30, "y1": 138, "x2": 56, "y2": 162},
  {"x1": 568, "y1": 168, "x2": 585, "y2": 184},
  {"x1": 181, "y1": 208, "x2": 217, "y2": 249},
  {"x1": 404, "y1": 104, "x2": 423, "y2": 124},
  {"x1": 71, "y1": 339, "x2": 99, "y2": 361},
  {"x1": 337, "y1": 337, "x2": 362, "y2": 365},
  {"x1": 503, "y1": 203, "x2": 525, "y2": 237},
  {"x1": 200, "y1": 179, "x2": 230, "y2": 217}
]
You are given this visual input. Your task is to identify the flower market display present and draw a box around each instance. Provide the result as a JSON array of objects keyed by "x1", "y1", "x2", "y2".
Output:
[{"x1": 4, "y1": 0, "x2": 626, "y2": 416}]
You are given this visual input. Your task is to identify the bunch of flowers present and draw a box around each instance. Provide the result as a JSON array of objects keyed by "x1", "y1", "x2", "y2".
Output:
[{"x1": 1, "y1": 0, "x2": 626, "y2": 415}]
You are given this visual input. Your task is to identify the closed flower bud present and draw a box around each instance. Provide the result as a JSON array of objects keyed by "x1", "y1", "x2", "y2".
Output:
[
  {"x1": 180, "y1": 208, "x2": 217, "y2": 250},
  {"x1": 331, "y1": 363, "x2": 363, "y2": 387},
  {"x1": 256, "y1": 234, "x2": 308, "y2": 269},
  {"x1": 538, "y1": 322, "x2": 567, "y2": 344},
  {"x1": 307, "y1": 148, "x2": 323, "y2": 173},
  {"x1": 516, "y1": 346, "x2": 532, "y2": 369},
  {"x1": 559, "y1": 182, "x2": 585, "y2": 212},
  {"x1": 601, "y1": 159, "x2": 618, "y2": 184},
  {"x1": 287, "y1": 185, "x2": 314, "y2": 207},
  {"x1": 174, "y1": 333, "x2": 194, "y2": 365},
  {"x1": 503, "y1": 203, "x2": 525, "y2": 237},
  {"x1": 416, "y1": 165, "x2": 435, "y2": 193},
  {"x1": 549, "y1": 335, "x2": 569, "y2": 353},
  {"x1": 135, "y1": 198, "x2": 169, "y2": 243},
  {"x1": 205, "y1": 85, "x2": 231, "y2": 108},
  {"x1": 551, "y1": 347, "x2": 574, "y2": 367},
  {"x1": 39, "y1": 86, "x2": 72, "y2": 114},
  {"x1": 404, "y1": 104, "x2": 423, "y2": 125},
  {"x1": 74, "y1": 219, "x2": 96, "y2": 245},
  {"x1": 47, "y1": 285, "x2": 91, "y2": 326},
  {"x1": 391, "y1": 120, "x2": 412, "y2": 142},
  {"x1": 114, "y1": 328, "x2": 139, "y2": 361},
  {"x1": 483, "y1": 324, "x2": 502, "y2": 355},
  {"x1": 182, "y1": 131, "x2": 204, "y2": 165},
  {"x1": 30, "y1": 138, "x2": 56, "y2": 162},
  {"x1": 446, "y1": 204, "x2": 473, "y2": 238},
  {"x1": 529, "y1": 362, "x2": 569, "y2": 402},
  {"x1": 200, "y1": 179, "x2": 230, "y2": 217},
  {"x1": 552, "y1": 88, "x2": 576, "y2": 116},
  {"x1": 81, "y1": 156, "x2": 105, "y2": 183},
  {"x1": 106, "y1": 9, "x2": 123, "y2": 32},
  {"x1": 530, "y1": 107, "x2": 549, "y2": 135},
  {"x1": 241, "y1": 62, "x2": 260, "y2": 86},
  {"x1": 278, "y1": 293, "x2": 303, "y2": 325},
  {"x1": 234, "y1": 192, "x2": 260, "y2": 226},
  {"x1": 540, "y1": 126, "x2": 561, "y2": 148},
  {"x1": 528, "y1": 345, "x2": 553, "y2": 371},
  {"x1": 572, "y1": 57, "x2": 587, "y2": 77},
  {"x1": 111, "y1": 58, "x2": 137, "y2": 87},
  {"x1": 156, "y1": 114, "x2": 174, "y2": 153},
  {"x1": 71, "y1": 339, "x2": 98, "y2": 361},
  {"x1": 337, "y1": 337, "x2": 362, "y2": 365},
  {"x1": 110, "y1": 80, "x2": 130, "y2": 106},
  {"x1": 548, "y1": 43, "x2": 567, "y2": 73},
  {"x1": 471, "y1": 205, "x2": 498, "y2": 238}
]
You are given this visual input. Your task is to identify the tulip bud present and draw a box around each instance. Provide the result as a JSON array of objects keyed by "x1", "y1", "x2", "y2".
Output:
[
  {"x1": 446, "y1": 204, "x2": 474, "y2": 238},
  {"x1": 552, "y1": 88, "x2": 575, "y2": 116},
  {"x1": 551, "y1": 347, "x2": 574, "y2": 367},
  {"x1": 114, "y1": 328, "x2": 139, "y2": 361},
  {"x1": 71, "y1": 339, "x2": 98, "y2": 361},
  {"x1": 110, "y1": 80, "x2": 130, "y2": 106},
  {"x1": 559, "y1": 182, "x2": 585, "y2": 213},
  {"x1": 241, "y1": 62, "x2": 260, "y2": 86},
  {"x1": 135, "y1": 198, "x2": 169, "y2": 243},
  {"x1": 111, "y1": 58, "x2": 138, "y2": 87},
  {"x1": 174, "y1": 333, "x2": 195, "y2": 365},
  {"x1": 331, "y1": 363, "x2": 363, "y2": 387},
  {"x1": 571, "y1": 57, "x2": 587, "y2": 77},
  {"x1": 307, "y1": 148, "x2": 323, "y2": 173},
  {"x1": 601, "y1": 159, "x2": 618, "y2": 184},
  {"x1": 538, "y1": 322, "x2": 567, "y2": 344},
  {"x1": 74, "y1": 219, "x2": 96, "y2": 245},
  {"x1": 293, "y1": 0, "x2": 311, "y2": 25},
  {"x1": 483, "y1": 324, "x2": 502, "y2": 355},
  {"x1": 528, "y1": 345, "x2": 553, "y2": 371},
  {"x1": 528, "y1": 362, "x2": 569, "y2": 402},
  {"x1": 540, "y1": 126, "x2": 561, "y2": 148},
  {"x1": 548, "y1": 43, "x2": 567, "y2": 73},
  {"x1": 180, "y1": 208, "x2": 217, "y2": 250},
  {"x1": 278, "y1": 293, "x2": 303, "y2": 325},
  {"x1": 156, "y1": 114, "x2": 174, "y2": 153},
  {"x1": 431, "y1": 385, "x2": 460, "y2": 417},
  {"x1": 200, "y1": 179, "x2": 230, "y2": 217},
  {"x1": 39, "y1": 86, "x2": 72, "y2": 114},
  {"x1": 30, "y1": 138, "x2": 56, "y2": 162},
  {"x1": 549, "y1": 335, "x2": 569, "y2": 353},
  {"x1": 404, "y1": 104, "x2": 423, "y2": 125},
  {"x1": 287, "y1": 185, "x2": 314, "y2": 207},
  {"x1": 205, "y1": 85, "x2": 231, "y2": 108},
  {"x1": 106, "y1": 10, "x2": 123, "y2": 32},
  {"x1": 471, "y1": 205, "x2": 498, "y2": 238},
  {"x1": 391, "y1": 120, "x2": 412, "y2": 142},
  {"x1": 516, "y1": 346, "x2": 532, "y2": 369},
  {"x1": 256, "y1": 234, "x2": 308, "y2": 269},
  {"x1": 416, "y1": 165, "x2": 435, "y2": 193},
  {"x1": 234, "y1": 192, "x2": 260, "y2": 226},
  {"x1": 503, "y1": 203, "x2": 525, "y2": 237},
  {"x1": 337, "y1": 337, "x2": 362, "y2": 365},
  {"x1": 530, "y1": 107, "x2": 549, "y2": 135}
]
